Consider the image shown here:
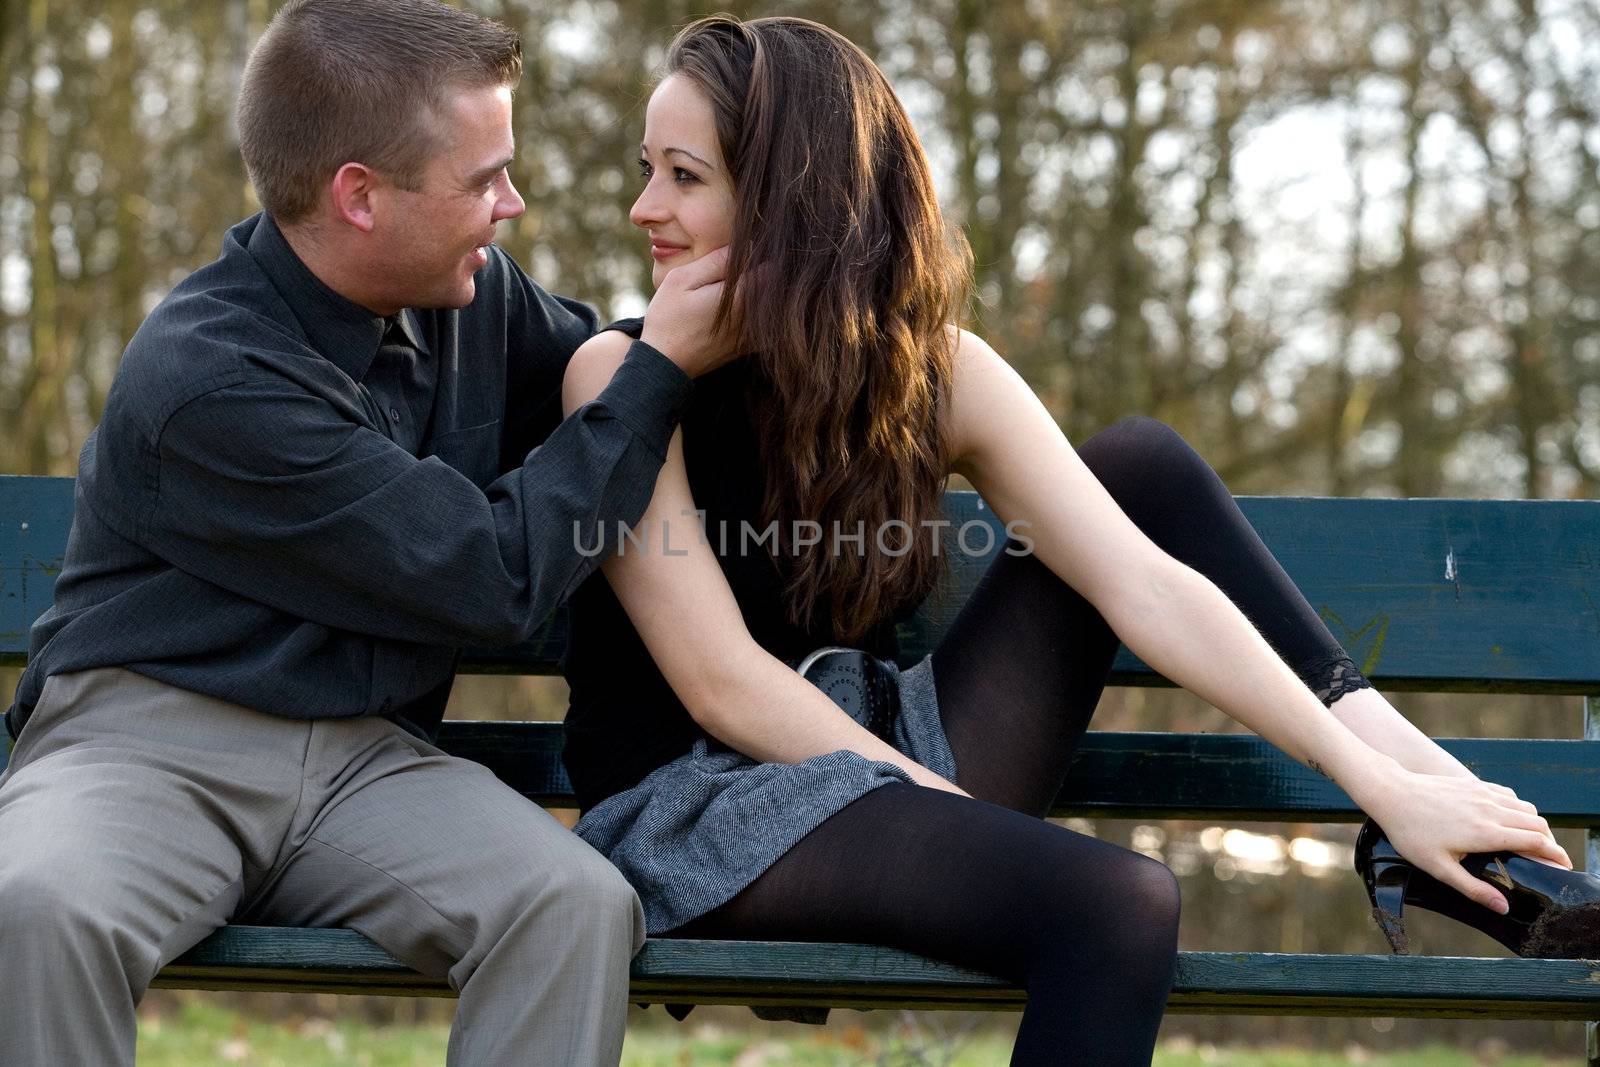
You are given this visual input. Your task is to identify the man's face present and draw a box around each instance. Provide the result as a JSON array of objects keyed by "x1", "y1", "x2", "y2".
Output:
[{"x1": 375, "y1": 83, "x2": 525, "y2": 310}]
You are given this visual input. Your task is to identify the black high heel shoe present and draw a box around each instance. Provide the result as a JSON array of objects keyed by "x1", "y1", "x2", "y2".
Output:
[
  {"x1": 1355, "y1": 818, "x2": 1600, "y2": 958},
  {"x1": 795, "y1": 646, "x2": 899, "y2": 741}
]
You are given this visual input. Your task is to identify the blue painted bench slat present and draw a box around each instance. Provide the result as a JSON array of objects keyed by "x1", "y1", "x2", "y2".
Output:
[
  {"x1": 431, "y1": 723, "x2": 1600, "y2": 826},
  {"x1": 8, "y1": 477, "x2": 1600, "y2": 691},
  {"x1": 154, "y1": 927, "x2": 1600, "y2": 1021}
]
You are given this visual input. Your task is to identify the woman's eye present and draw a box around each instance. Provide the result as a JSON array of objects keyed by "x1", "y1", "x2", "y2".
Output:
[{"x1": 635, "y1": 159, "x2": 698, "y2": 185}]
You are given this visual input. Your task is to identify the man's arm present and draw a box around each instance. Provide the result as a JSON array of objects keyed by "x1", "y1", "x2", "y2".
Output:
[
  {"x1": 121, "y1": 345, "x2": 690, "y2": 648},
  {"x1": 494, "y1": 242, "x2": 737, "y2": 462}
]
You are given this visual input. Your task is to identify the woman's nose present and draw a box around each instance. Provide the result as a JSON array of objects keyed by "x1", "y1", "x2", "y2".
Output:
[{"x1": 630, "y1": 181, "x2": 667, "y2": 229}]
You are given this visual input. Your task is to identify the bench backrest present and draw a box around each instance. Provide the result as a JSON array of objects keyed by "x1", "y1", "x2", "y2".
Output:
[
  {"x1": 9, "y1": 475, "x2": 1599, "y2": 690},
  {"x1": 6, "y1": 474, "x2": 1600, "y2": 823}
]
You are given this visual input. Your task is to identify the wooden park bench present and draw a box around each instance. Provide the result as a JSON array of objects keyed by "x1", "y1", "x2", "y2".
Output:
[{"x1": 5, "y1": 473, "x2": 1600, "y2": 1053}]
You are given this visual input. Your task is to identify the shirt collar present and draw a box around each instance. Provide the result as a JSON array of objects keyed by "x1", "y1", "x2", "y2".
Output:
[
  {"x1": 385, "y1": 308, "x2": 427, "y2": 352},
  {"x1": 248, "y1": 213, "x2": 428, "y2": 382}
]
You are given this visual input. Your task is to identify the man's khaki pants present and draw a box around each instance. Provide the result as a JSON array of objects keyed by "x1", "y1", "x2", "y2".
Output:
[{"x1": 0, "y1": 667, "x2": 644, "y2": 1065}]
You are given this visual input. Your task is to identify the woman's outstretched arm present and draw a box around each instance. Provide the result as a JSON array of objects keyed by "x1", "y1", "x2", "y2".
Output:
[
  {"x1": 941, "y1": 329, "x2": 1570, "y2": 910},
  {"x1": 562, "y1": 331, "x2": 968, "y2": 796},
  {"x1": 1325, "y1": 687, "x2": 1478, "y2": 779}
]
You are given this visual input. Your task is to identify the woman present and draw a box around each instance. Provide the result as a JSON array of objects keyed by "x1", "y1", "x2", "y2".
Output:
[{"x1": 559, "y1": 15, "x2": 1574, "y2": 1063}]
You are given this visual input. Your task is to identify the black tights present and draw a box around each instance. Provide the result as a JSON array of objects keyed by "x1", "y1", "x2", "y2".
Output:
[{"x1": 672, "y1": 417, "x2": 1364, "y2": 1065}]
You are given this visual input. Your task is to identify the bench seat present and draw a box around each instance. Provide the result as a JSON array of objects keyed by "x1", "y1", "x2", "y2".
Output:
[
  {"x1": 149, "y1": 725, "x2": 1600, "y2": 1018},
  {"x1": 158, "y1": 927, "x2": 1600, "y2": 1020}
]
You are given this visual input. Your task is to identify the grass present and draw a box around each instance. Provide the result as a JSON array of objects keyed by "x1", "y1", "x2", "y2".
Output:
[
  {"x1": 134, "y1": 1001, "x2": 1580, "y2": 1066},
  {"x1": 136, "y1": 1000, "x2": 445, "y2": 1067}
]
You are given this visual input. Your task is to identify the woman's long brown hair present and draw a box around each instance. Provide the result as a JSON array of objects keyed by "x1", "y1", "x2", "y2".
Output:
[{"x1": 665, "y1": 15, "x2": 973, "y2": 642}]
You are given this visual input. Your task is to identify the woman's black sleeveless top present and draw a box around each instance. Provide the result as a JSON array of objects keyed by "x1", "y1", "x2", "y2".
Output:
[{"x1": 561, "y1": 319, "x2": 899, "y2": 813}]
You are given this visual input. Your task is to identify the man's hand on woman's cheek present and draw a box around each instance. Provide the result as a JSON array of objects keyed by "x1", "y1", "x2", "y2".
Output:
[{"x1": 642, "y1": 246, "x2": 740, "y2": 378}]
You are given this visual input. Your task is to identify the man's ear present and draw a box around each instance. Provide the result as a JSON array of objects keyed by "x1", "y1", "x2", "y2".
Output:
[{"x1": 329, "y1": 162, "x2": 380, "y2": 234}]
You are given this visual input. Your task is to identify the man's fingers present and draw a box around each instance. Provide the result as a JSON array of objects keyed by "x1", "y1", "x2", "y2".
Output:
[{"x1": 667, "y1": 246, "x2": 730, "y2": 289}]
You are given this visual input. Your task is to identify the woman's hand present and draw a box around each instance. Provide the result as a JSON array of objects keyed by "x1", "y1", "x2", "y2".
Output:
[{"x1": 1357, "y1": 769, "x2": 1572, "y2": 913}]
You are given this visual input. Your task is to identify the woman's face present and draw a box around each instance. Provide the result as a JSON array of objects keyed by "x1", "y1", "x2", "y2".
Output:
[{"x1": 631, "y1": 74, "x2": 736, "y2": 288}]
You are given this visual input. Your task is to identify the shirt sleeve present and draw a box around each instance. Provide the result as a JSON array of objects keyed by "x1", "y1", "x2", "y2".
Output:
[{"x1": 134, "y1": 347, "x2": 693, "y2": 648}]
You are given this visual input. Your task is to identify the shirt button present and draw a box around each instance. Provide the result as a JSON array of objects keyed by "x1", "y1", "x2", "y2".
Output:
[{"x1": 389, "y1": 407, "x2": 401, "y2": 423}]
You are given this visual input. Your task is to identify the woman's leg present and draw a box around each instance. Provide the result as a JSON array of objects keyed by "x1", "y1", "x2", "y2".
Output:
[
  {"x1": 673, "y1": 782, "x2": 1180, "y2": 1066},
  {"x1": 672, "y1": 418, "x2": 1349, "y2": 1063},
  {"x1": 933, "y1": 415, "x2": 1369, "y2": 813},
  {"x1": 930, "y1": 545, "x2": 1119, "y2": 815}
]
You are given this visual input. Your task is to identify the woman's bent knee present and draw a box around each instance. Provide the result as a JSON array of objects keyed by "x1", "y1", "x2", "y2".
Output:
[
  {"x1": 1077, "y1": 416, "x2": 1226, "y2": 531},
  {"x1": 1034, "y1": 847, "x2": 1181, "y2": 961},
  {"x1": 1080, "y1": 416, "x2": 1199, "y2": 480},
  {"x1": 1125, "y1": 853, "x2": 1182, "y2": 943}
]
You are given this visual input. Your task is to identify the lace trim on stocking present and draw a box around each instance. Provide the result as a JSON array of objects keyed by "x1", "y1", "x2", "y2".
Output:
[{"x1": 1303, "y1": 651, "x2": 1372, "y2": 707}]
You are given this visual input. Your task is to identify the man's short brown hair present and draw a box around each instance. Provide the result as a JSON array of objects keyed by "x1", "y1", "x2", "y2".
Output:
[{"x1": 237, "y1": 0, "x2": 522, "y2": 223}]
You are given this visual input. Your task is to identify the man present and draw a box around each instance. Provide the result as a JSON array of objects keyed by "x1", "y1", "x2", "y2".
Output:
[{"x1": 0, "y1": 1, "x2": 730, "y2": 1063}]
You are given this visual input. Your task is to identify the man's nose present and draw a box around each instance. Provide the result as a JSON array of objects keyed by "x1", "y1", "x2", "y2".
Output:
[{"x1": 494, "y1": 174, "x2": 526, "y2": 222}]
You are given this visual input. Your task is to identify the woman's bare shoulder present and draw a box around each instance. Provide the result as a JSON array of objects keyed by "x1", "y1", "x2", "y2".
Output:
[
  {"x1": 562, "y1": 328, "x2": 638, "y2": 412},
  {"x1": 949, "y1": 325, "x2": 1007, "y2": 371},
  {"x1": 575, "y1": 327, "x2": 637, "y2": 363},
  {"x1": 943, "y1": 326, "x2": 1019, "y2": 472}
]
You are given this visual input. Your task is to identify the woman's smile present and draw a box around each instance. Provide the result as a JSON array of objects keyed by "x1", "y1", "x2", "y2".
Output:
[{"x1": 650, "y1": 237, "x2": 691, "y2": 261}]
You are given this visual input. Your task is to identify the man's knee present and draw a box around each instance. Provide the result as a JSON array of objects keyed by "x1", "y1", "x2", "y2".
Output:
[
  {"x1": 445, "y1": 847, "x2": 642, "y2": 993},
  {"x1": 489, "y1": 838, "x2": 641, "y2": 946},
  {"x1": 549, "y1": 846, "x2": 640, "y2": 929},
  {"x1": 0, "y1": 862, "x2": 133, "y2": 970}
]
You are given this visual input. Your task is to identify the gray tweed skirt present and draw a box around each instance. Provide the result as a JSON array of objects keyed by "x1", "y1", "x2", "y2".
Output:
[{"x1": 572, "y1": 654, "x2": 957, "y2": 934}]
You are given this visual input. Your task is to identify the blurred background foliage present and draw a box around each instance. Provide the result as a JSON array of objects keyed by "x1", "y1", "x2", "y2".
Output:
[
  {"x1": 4, "y1": 0, "x2": 1598, "y2": 495},
  {"x1": 3, "y1": 0, "x2": 1598, "y2": 1056}
]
